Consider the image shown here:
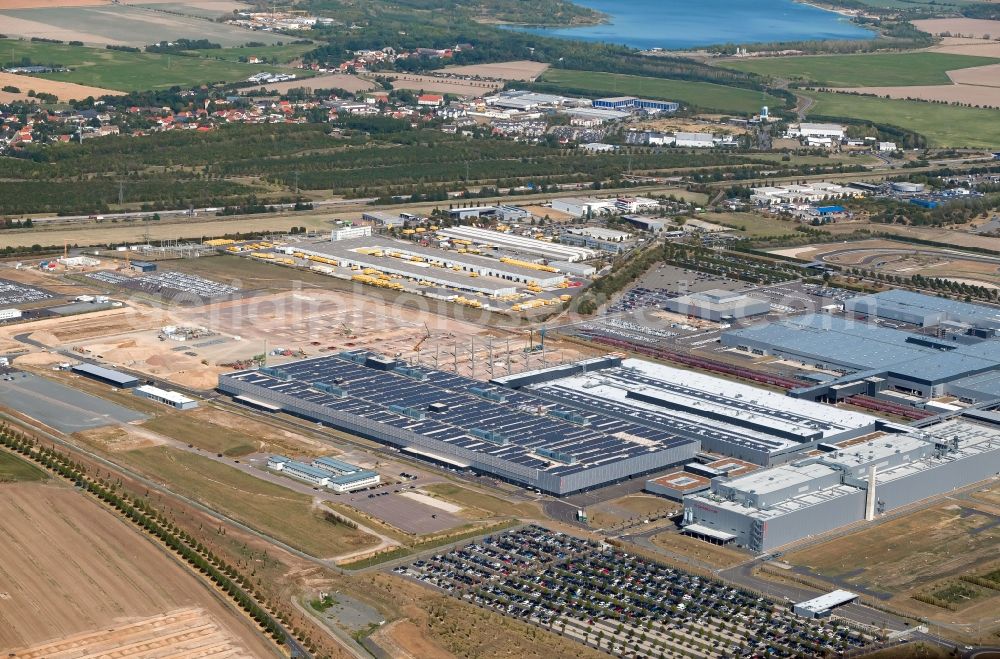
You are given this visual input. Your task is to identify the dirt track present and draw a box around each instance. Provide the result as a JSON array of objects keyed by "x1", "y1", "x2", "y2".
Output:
[{"x1": 0, "y1": 482, "x2": 277, "y2": 655}]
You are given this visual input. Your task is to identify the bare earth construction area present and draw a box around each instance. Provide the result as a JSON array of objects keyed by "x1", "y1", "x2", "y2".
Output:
[{"x1": 0, "y1": 482, "x2": 276, "y2": 656}]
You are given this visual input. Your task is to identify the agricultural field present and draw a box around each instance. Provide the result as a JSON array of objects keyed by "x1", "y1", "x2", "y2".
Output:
[
  {"x1": 0, "y1": 38, "x2": 289, "y2": 91},
  {"x1": 0, "y1": 71, "x2": 116, "y2": 101},
  {"x1": 538, "y1": 68, "x2": 784, "y2": 114},
  {"x1": 718, "y1": 52, "x2": 1000, "y2": 87},
  {"x1": 838, "y1": 83, "x2": 1000, "y2": 110},
  {"x1": 0, "y1": 4, "x2": 282, "y2": 47},
  {"x1": 440, "y1": 59, "x2": 550, "y2": 81},
  {"x1": 0, "y1": 450, "x2": 47, "y2": 481},
  {"x1": 122, "y1": 445, "x2": 379, "y2": 558},
  {"x1": 0, "y1": 480, "x2": 276, "y2": 655},
  {"x1": 195, "y1": 42, "x2": 316, "y2": 64},
  {"x1": 802, "y1": 90, "x2": 1000, "y2": 147},
  {"x1": 703, "y1": 211, "x2": 799, "y2": 238},
  {"x1": 913, "y1": 18, "x2": 1000, "y2": 39},
  {"x1": 386, "y1": 73, "x2": 502, "y2": 97}
]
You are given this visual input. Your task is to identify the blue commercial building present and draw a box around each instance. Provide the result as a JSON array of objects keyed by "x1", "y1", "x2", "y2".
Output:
[{"x1": 593, "y1": 97, "x2": 679, "y2": 113}]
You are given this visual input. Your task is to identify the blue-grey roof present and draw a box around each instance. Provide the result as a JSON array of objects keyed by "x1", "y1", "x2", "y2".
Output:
[
  {"x1": 846, "y1": 290, "x2": 1000, "y2": 328},
  {"x1": 329, "y1": 470, "x2": 378, "y2": 485},
  {"x1": 726, "y1": 314, "x2": 1000, "y2": 384},
  {"x1": 71, "y1": 362, "x2": 139, "y2": 386},
  {"x1": 222, "y1": 351, "x2": 694, "y2": 478},
  {"x1": 282, "y1": 460, "x2": 333, "y2": 479},
  {"x1": 312, "y1": 456, "x2": 361, "y2": 474}
]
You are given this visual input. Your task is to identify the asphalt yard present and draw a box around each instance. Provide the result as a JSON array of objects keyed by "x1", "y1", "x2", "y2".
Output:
[
  {"x1": 0, "y1": 372, "x2": 147, "y2": 432},
  {"x1": 342, "y1": 487, "x2": 463, "y2": 535}
]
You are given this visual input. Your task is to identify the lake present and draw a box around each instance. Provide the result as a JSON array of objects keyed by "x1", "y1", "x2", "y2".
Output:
[{"x1": 507, "y1": 0, "x2": 876, "y2": 49}]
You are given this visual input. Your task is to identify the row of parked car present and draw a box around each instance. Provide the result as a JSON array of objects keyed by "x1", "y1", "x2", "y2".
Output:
[{"x1": 396, "y1": 525, "x2": 873, "y2": 658}]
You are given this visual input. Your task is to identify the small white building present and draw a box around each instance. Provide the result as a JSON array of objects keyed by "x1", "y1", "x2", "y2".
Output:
[
  {"x1": 331, "y1": 225, "x2": 373, "y2": 241},
  {"x1": 551, "y1": 197, "x2": 618, "y2": 218},
  {"x1": 674, "y1": 132, "x2": 716, "y2": 148},
  {"x1": 878, "y1": 142, "x2": 898, "y2": 152},
  {"x1": 0, "y1": 308, "x2": 23, "y2": 321},
  {"x1": 133, "y1": 385, "x2": 198, "y2": 410}
]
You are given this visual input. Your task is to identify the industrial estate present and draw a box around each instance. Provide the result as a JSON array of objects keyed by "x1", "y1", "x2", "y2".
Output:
[{"x1": 1, "y1": 0, "x2": 1000, "y2": 655}]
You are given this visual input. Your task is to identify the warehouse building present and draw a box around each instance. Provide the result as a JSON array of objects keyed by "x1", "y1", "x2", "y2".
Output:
[
  {"x1": 593, "y1": 97, "x2": 679, "y2": 113},
  {"x1": 845, "y1": 289, "x2": 1000, "y2": 331},
  {"x1": 133, "y1": 384, "x2": 198, "y2": 410},
  {"x1": 494, "y1": 357, "x2": 885, "y2": 465},
  {"x1": 446, "y1": 205, "x2": 532, "y2": 222},
  {"x1": 551, "y1": 197, "x2": 618, "y2": 218},
  {"x1": 682, "y1": 413, "x2": 1000, "y2": 552},
  {"x1": 71, "y1": 363, "x2": 139, "y2": 388},
  {"x1": 219, "y1": 352, "x2": 698, "y2": 495},
  {"x1": 665, "y1": 289, "x2": 770, "y2": 322},
  {"x1": 436, "y1": 226, "x2": 597, "y2": 262},
  {"x1": 0, "y1": 308, "x2": 23, "y2": 321},
  {"x1": 723, "y1": 314, "x2": 1000, "y2": 404},
  {"x1": 292, "y1": 238, "x2": 565, "y2": 294},
  {"x1": 331, "y1": 225, "x2": 372, "y2": 241}
]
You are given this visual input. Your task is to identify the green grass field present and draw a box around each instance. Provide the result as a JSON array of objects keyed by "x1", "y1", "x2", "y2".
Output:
[
  {"x1": 0, "y1": 39, "x2": 291, "y2": 92},
  {"x1": 141, "y1": 414, "x2": 255, "y2": 457},
  {"x1": 539, "y1": 69, "x2": 782, "y2": 114},
  {"x1": 193, "y1": 43, "x2": 315, "y2": 64},
  {"x1": 719, "y1": 52, "x2": 1000, "y2": 87},
  {"x1": 0, "y1": 451, "x2": 47, "y2": 482},
  {"x1": 804, "y1": 90, "x2": 1000, "y2": 147},
  {"x1": 125, "y1": 446, "x2": 378, "y2": 557}
]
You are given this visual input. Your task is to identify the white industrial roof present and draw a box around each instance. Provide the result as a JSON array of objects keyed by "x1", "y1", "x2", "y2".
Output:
[
  {"x1": 136, "y1": 385, "x2": 195, "y2": 405},
  {"x1": 795, "y1": 590, "x2": 857, "y2": 614},
  {"x1": 725, "y1": 462, "x2": 836, "y2": 496},
  {"x1": 437, "y1": 226, "x2": 597, "y2": 262},
  {"x1": 683, "y1": 523, "x2": 736, "y2": 541}
]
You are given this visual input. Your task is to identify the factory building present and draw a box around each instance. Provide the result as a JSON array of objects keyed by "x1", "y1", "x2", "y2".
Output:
[
  {"x1": 133, "y1": 384, "x2": 198, "y2": 410},
  {"x1": 550, "y1": 197, "x2": 618, "y2": 218},
  {"x1": 220, "y1": 353, "x2": 698, "y2": 495},
  {"x1": 561, "y1": 227, "x2": 633, "y2": 253},
  {"x1": 446, "y1": 205, "x2": 532, "y2": 222},
  {"x1": 71, "y1": 363, "x2": 139, "y2": 388},
  {"x1": 665, "y1": 289, "x2": 771, "y2": 322},
  {"x1": 130, "y1": 260, "x2": 158, "y2": 273},
  {"x1": 723, "y1": 314, "x2": 1000, "y2": 404},
  {"x1": 593, "y1": 97, "x2": 679, "y2": 113},
  {"x1": 845, "y1": 289, "x2": 1000, "y2": 331},
  {"x1": 292, "y1": 238, "x2": 565, "y2": 295},
  {"x1": 493, "y1": 357, "x2": 884, "y2": 465},
  {"x1": 786, "y1": 122, "x2": 846, "y2": 140},
  {"x1": 683, "y1": 413, "x2": 1000, "y2": 552},
  {"x1": 436, "y1": 226, "x2": 597, "y2": 262},
  {"x1": 331, "y1": 225, "x2": 372, "y2": 241}
]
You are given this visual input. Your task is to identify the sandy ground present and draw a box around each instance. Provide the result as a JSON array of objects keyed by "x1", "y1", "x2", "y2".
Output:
[
  {"x1": 636, "y1": 117, "x2": 747, "y2": 135},
  {"x1": 261, "y1": 73, "x2": 377, "y2": 95},
  {"x1": 439, "y1": 60, "x2": 549, "y2": 81},
  {"x1": 948, "y1": 62, "x2": 1000, "y2": 87},
  {"x1": 0, "y1": 71, "x2": 119, "y2": 101},
  {"x1": 2, "y1": 281, "x2": 591, "y2": 387},
  {"x1": 931, "y1": 37, "x2": 1000, "y2": 58},
  {"x1": 386, "y1": 73, "x2": 502, "y2": 97},
  {"x1": 840, "y1": 84, "x2": 1000, "y2": 108},
  {"x1": 10, "y1": 607, "x2": 255, "y2": 658},
  {"x1": 914, "y1": 18, "x2": 1000, "y2": 39},
  {"x1": 0, "y1": 13, "x2": 117, "y2": 44},
  {"x1": 0, "y1": 482, "x2": 276, "y2": 655}
]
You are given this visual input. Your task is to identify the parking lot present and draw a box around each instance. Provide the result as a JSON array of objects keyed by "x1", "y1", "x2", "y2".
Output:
[
  {"x1": 0, "y1": 277, "x2": 53, "y2": 308},
  {"x1": 86, "y1": 270, "x2": 240, "y2": 302},
  {"x1": 397, "y1": 525, "x2": 874, "y2": 658},
  {"x1": 343, "y1": 485, "x2": 463, "y2": 535}
]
